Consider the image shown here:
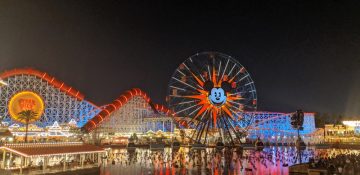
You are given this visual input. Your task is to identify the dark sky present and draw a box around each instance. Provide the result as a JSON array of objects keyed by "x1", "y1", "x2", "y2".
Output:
[{"x1": 0, "y1": 1, "x2": 360, "y2": 116}]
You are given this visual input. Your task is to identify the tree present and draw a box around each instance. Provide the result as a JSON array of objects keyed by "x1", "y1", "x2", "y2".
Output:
[
  {"x1": 69, "y1": 127, "x2": 83, "y2": 141},
  {"x1": 334, "y1": 115, "x2": 343, "y2": 126},
  {"x1": 17, "y1": 110, "x2": 38, "y2": 143},
  {"x1": 314, "y1": 112, "x2": 325, "y2": 128},
  {"x1": 131, "y1": 133, "x2": 138, "y2": 143}
]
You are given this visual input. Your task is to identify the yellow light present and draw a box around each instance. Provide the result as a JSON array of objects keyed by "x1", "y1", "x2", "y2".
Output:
[
  {"x1": 8, "y1": 91, "x2": 45, "y2": 124},
  {"x1": 342, "y1": 121, "x2": 360, "y2": 127},
  {"x1": 0, "y1": 79, "x2": 8, "y2": 86}
]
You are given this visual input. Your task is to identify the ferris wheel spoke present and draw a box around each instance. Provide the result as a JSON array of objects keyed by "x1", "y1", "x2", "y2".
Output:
[
  {"x1": 199, "y1": 108, "x2": 209, "y2": 121},
  {"x1": 188, "y1": 105, "x2": 202, "y2": 116},
  {"x1": 229, "y1": 67, "x2": 243, "y2": 82},
  {"x1": 244, "y1": 81, "x2": 254, "y2": 86},
  {"x1": 176, "y1": 69, "x2": 186, "y2": 77},
  {"x1": 227, "y1": 118, "x2": 246, "y2": 139},
  {"x1": 242, "y1": 104, "x2": 256, "y2": 109},
  {"x1": 227, "y1": 63, "x2": 236, "y2": 78},
  {"x1": 207, "y1": 65, "x2": 211, "y2": 80},
  {"x1": 228, "y1": 106, "x2": 243, "y2": 118},
  {"x1": 217, "y1": 61, "x2": 222, "y2": 77},
  {"x1": 169, "y1": 85, "x2": 186, "y2": 91},
  {"x1": 222, "y1": 106, "x2": 235, "y2": 120},
  {"x1": 187, "y1": 60, "x2": 206, "y2": 82},
  {"x1": 192, "y1": 105, "x2": 210, "y2": 122},
  {"x1": 227, "y1": 103, "x2": 240, "y2": 111},
  {"x1": 171, "y1": 77, "x2": 198, "y2": 90},
  {"x1": 174, "y1": 103, "x2": 198, "y2": 115},
  {"x1": 182, "y1": 63, "x2": 205, "y2": 88},
  {"x1": 169, "y1": 95, "x2": 185, "y2": 98},
  {"x1": 236, "y1": 74, "x2": 249, "y2": 83},
  {"x1": 170, "y1": 100, "x2": 197, "y2": 106},
  {"x1": 227, "y1": 99, "x2": 243, "y2": 106},
  {"x1": 232, "y1": 89, "x2": 254, "y2": 96},
  {"x1": 199, "y1": 74, "x2": 205, "y2": 82},
  {"x1": 229, "y1": 98, "x2": 255, "y2": 110},
  {"x1": 220, "y1": 58, "x2": 230, "y2": 81}
]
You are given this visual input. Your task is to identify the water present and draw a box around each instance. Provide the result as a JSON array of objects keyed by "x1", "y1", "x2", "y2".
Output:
[{"x1": 99, "y1": 146, "x2": 324, "y2": 175}]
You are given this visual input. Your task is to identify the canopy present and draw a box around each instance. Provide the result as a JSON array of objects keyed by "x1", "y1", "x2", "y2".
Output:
[{"x1": 0, "y1": 142, "x2": 105, "y2": 157}]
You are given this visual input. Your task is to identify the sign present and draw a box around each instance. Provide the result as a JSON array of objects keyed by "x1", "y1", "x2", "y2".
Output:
[
  {"x1": 342, "y1": 121, "x2": 360, "y2": 127},
  {"x1": 8, "y1": 91, "x2": 44, "y2": 123}
]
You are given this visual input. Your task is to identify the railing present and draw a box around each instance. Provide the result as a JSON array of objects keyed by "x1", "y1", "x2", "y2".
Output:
[{"x1": 4, "y1": 142, "x2": 84, "y2": 147}]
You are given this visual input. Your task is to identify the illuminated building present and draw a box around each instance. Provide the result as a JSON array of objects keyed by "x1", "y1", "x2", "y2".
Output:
[
  {"x1": 176, "y1": 112, "x2": 317, "y2": 144},
  {"x1": 244, "y1": 112, "x2": 316, "y2": 143},
  {"x1": 0, "y1": 142, "x2": 106, "y2": 172},
  {"x1": 324, "y1": 120, "x2": 360, "y2": 143},
  {"x1": 6, "y1": 121, "x2": 76, "y2": 142}
]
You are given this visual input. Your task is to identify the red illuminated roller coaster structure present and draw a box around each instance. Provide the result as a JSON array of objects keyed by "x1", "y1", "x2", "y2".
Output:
[{"x1": 0, "y1": 68, "x2": 179, "y2": 131}]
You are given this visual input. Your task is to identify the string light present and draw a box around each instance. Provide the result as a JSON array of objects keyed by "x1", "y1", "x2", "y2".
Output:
[{"x1": 1, "y1": 142, "x2": 106, "y2": 158}]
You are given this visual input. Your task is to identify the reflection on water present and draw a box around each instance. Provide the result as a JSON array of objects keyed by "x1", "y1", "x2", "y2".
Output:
[{"x1": 99, "y1": 147, "x2": 344, "y2": 175}]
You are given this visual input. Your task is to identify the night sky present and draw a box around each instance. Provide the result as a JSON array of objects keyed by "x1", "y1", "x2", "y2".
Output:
[{"x1": 0, "y1": 1, "x2": 359, "y2": 116}]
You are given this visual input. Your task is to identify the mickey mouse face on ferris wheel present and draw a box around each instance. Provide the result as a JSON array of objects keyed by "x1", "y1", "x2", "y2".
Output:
[{"x1": 204, "y1": 81, "x2": 232, "y2": 106}]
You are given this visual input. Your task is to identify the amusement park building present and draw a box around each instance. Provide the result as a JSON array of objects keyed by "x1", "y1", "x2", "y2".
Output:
[
  {"x1": 244, "y1": 112, "x2": 316, "y2": 141},
  {"x1": 0, "y1": 68, "x2": 174, "y2": 136},
  {"x1": 0, "y1": 68, "x2": 316, "y2": 140}
]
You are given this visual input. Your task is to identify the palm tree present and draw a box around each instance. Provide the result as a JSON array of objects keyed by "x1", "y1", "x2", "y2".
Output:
[
  {"x1": 17, "y1": 110, "x2": 38, "y2": 143},
  {"x1": 180, "y1": 129, "x2": 185, "y2": 143}
]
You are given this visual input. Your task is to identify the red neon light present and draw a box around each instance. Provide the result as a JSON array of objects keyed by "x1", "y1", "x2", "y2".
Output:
[
  {"x1": 83, "y1": 88, "x2": 179, "y2": 132},
  {"x1": 0, "y1": 68, "x2": 87, "y2": 101}
]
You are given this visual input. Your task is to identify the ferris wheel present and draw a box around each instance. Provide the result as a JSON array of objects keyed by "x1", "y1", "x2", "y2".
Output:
[{"x1": 167, "y1": 52, "x2": 257, "y2": 145}]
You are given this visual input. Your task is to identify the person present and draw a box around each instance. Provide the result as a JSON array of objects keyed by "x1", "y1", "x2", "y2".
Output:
[
  {"x1": 343, "y1": 159, "x2": 354, "y2": 175},
  {"x1": 338, "y1": 165, "x2": 343, "y2": 174},
  {"x1": 39, "y1": 160, "x2": 43, "y2": 169},
  {"x1": 328, "y1": 164, "x2": 336, "y2": 175}
]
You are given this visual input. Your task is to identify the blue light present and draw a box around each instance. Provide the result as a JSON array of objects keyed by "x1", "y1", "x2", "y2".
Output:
[
  {"x1": 239, "y1": 112, "x2": 316, "y2": 142},
  {"x1": 208, "y1": 87, "x2": 227, "y2": 106}
]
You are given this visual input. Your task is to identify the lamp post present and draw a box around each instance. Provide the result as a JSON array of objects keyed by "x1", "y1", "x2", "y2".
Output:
[{"x1": 291, "y1": 109, "x2": 304, "y2": 164}]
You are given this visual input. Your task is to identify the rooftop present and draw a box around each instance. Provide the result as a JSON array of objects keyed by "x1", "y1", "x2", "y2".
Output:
[{"x1": 0, "y1": 142, "x2": 105, "y2": 157}]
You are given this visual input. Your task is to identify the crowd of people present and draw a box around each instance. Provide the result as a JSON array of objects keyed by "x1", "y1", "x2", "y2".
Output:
[
  {"x1": 101, "y1": 147, "x2": 309, "y2": 174},
  {"x1": 310, "y1": 149, "x2": 360, "y2": 175},
  {"x1": 100, "y1": 147, "x2": 360, "y2": 175}
]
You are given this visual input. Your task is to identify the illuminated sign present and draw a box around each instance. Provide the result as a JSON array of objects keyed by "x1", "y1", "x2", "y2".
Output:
[
  {"x1": 204, "y1": 81, "x2": 232, "y2": 107},
  {"x1": 8, "y1": 91, "x2": 44, "y2": 123},
  {"x1": 342, "y1": 121, "x2": 360, "y2": 127},
  {"x1": 209, "y1": 88, "x2": 227, "y2": 106}
]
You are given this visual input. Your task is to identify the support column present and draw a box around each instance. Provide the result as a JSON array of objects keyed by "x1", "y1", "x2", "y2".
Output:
[
  {"x1": 81, "y1": 154, "x2": 84, "y2": 168},
  {"x1": 63, "y1": 155, "x2": 66, "y2": 171},
  {"x1": 97, "y1": 153, "x2": 101, "y2": 165},
  {"x1": 163, "y1": 121, "x2": 165, "y2": 131},
  {"x1": 9, "y1": 152, "x2": 12, "y2": 168},
  {"x1": 20, "y1": 156, "x2": 23, "y2": 174},
  {"x1": 2, "y1": 149, "x2": 5, "y2": 169},
  {"x1": 171, "y1": 120, "x2": 173, "y2": 132},
  {"x1": 43, "y1": 157, "x2": 47, "y2": 171}
]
